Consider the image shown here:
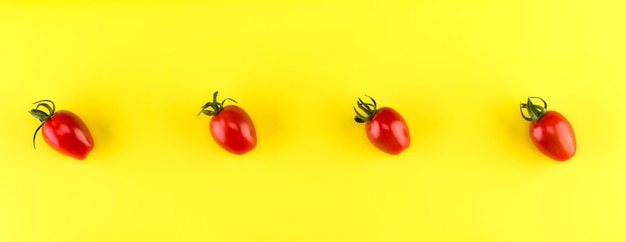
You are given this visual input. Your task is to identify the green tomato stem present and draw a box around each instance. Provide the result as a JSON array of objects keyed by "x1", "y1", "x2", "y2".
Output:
[
  {"x1": 197, "y1": 91, "x2": 238, "y2": 117},
  {"x1": 353, "y1": 95, "x2": 378, "y2": 123},
  {"x1": 520, "y1": 97, "x2": 548, "y2": 122},
  {"x1": 29, "y1": 100, "x2": 57, "y2": 149}
]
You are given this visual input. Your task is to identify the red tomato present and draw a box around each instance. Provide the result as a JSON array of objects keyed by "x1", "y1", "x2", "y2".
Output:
[
  {"x1": 198, "y1": 92, "x2": 257, "y2": 155},
  {"x1": 354, "y1": 96, "x2": 410, "y2": 155},
  {"x1": 520, "y1": 97, "x2": 576, "y2": 161},
  {"x1": 29, "y1": 100, "x2": 94, "y2": 160}
]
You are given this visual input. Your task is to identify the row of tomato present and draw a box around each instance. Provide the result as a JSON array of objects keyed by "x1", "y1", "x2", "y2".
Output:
[{"x1": 29, "y1": 92, "x2": 576, "y2": 161}]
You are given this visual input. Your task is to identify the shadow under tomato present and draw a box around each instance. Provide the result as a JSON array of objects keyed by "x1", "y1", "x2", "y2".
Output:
[
  {"x1": 66, "y1": 93, "x2": 125, "y2": 161},
  {"x1": 392, "y1": 95, "x2": 440, "y2": 155},
  {"x1": 238, "y1": 90, "x2": 314, "y2": 164},
  {"x1": 235, "y1": 70, "x2": 323, "y2": 160}
]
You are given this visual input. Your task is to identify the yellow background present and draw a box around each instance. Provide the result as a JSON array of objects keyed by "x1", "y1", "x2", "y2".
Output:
[{"x1": 1, "y1": 1, "x2": 625, "y2": 241}]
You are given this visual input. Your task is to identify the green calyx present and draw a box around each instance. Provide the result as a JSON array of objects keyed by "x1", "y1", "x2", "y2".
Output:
[
  {"x1": 29, "y1": 100, "x2": 56, "y2": 149},
  {"x1": 197, "y1": 91, "x2": 237, "y2": 116},
  {"x1": 353, "y1": 95, "x2": 378, "y2": 123},
  {"x1": 520, "y1": 97, "x2": 548, "y2": 122}
]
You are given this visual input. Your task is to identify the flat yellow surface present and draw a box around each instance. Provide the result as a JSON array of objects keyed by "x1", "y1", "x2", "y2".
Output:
[{"x1": 1, "y1": 1, "x2": 625, "y2": 241}]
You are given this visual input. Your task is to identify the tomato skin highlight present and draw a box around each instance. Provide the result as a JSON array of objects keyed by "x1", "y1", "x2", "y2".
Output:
[
  {"x1": 529, "y1": 111, "x2": 576, "y2": 161},
  {"x1": 209, "y1": 105, "x2": 257, "y2": 155},
  {"x1": 41, "y1": 110, "x2": 94, "y2": 160},
  {"x1": 365, "y1": 107, "x2": 410, "y2": 155}
]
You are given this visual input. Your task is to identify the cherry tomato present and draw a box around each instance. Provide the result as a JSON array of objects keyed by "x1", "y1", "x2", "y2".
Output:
[
  {"x1": 520, "y1": 97, "x2": 576, "y2": 161},
  {"x1": 198, "y1": 92, "x2": 257, "y2": 155},
  {"x1": 353, "y1": 95, "x2": 410, "y2": 155},
  {"x1": 29, "y1": 100, "x2": 94, "y2": 160}
]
